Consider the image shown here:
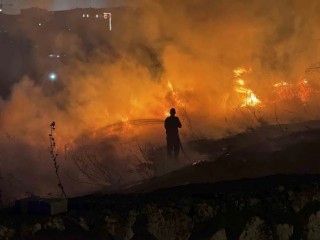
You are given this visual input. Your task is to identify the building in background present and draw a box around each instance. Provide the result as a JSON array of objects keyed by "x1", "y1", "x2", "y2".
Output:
[{"x1": 0, "y1": 0, "x2": 125, "y2": 15}]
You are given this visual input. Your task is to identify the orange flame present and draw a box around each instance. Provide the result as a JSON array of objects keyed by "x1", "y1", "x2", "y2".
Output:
[
  {"x1": 233, "y1": 67, "x2": 261, "y2": 107},
  {"x1": 273, "y1": 78, "x2": 312, "y2": 102},
  {"x1": 166, "y1": 80, "x2": 185, "y2": 108}
]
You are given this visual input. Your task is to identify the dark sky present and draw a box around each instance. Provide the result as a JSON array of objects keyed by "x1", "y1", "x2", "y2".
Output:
[{"x1": 1, "y1": 0, "x2": 126, "y2": 14}]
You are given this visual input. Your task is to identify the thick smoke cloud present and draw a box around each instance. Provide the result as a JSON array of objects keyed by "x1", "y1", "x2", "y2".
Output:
[{"x1": 1, "y1": 0, "x2": 320, "y2": 202}]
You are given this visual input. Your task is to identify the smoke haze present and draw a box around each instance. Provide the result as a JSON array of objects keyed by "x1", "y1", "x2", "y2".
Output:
[
  {"x1": 2, "y1": 0, "x2": 125, "y2": 14},
  {"x1": 1, "y1": 0, "x2": 320, "y2": 202}
]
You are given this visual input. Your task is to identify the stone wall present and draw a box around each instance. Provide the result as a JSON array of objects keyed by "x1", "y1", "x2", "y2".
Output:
[{"x1": 1, "y1": 174, "x2": 320, "y2": 239}]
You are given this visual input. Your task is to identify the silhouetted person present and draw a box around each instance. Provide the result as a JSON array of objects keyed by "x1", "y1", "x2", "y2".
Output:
[{"x1": 165, "y1": 108, "x2": 182, "y2": 159}]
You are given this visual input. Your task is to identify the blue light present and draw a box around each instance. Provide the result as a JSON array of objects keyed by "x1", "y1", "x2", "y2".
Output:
[{"x1": 49, "y1": 72, "x2": 57, "y2": 81}]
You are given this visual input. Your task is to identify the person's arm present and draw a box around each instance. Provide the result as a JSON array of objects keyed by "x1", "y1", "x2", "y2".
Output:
[
  {"x1": 164, "y1": 118, "x2": 168, "y2": 129},
  {"x1": 177, "y1": 117, "x2": 182, "y2": 128}
]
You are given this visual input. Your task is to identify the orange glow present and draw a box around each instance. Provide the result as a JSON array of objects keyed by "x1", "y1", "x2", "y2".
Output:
[
  {"x1": 233, "y1": 67, "x2": 261, "y2": 107},
  {"x1": 167, "y1": 80, "x2": 185, "y2": 108},
  {"x1": 297, "y1": 79, "x2": 312, "y2": 102},
  {"x1": 167, "y1": 81, "x2": 174, "y2": 92},
  {"x1": 273, "y1": 78, "x2": 312, "y2": 102}
]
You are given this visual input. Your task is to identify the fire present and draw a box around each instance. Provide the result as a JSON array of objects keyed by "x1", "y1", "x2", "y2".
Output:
[
  {"x1": 167, "y1": 80, "x2": 184, "y2": 107},
  {"x1": 232, "y1": 67, "x2": 313, "y2": 108},
  {"x1": 121, "y1": 116, "x2": 129, "y2": 123},
  {"x1": 273, "y1": 78, "x2": 312, "y2": 102},
  {"x1": 233, "y1": 67, "x2": 251, "y2": 78},
  {"x1": 167, "y1": 81, "x2": 174, "y2": 92},
  {"x1": 237, "y1": 79, "x2": 245, "y2": 86},
  {"x1": 96, "y1": 66, "x2": 317, "y2": 140},
  {"x1": 297, "y1": 79, "x2": 312, "y2": 102},
  {"x1": 233, "y1": 67, "x2": 261, "y2": 107},
  {"x1": 237, "y1": 89, "x2": 261, "y2": 107},
  {"x1": 273, "y1": 81, "x2": 288, "y2": 87}
]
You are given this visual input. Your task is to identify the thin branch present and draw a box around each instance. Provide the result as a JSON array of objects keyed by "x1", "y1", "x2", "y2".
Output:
[
  {"x1": 70, "y1": 147, "x2": 121, "y2": 186},
  {"x1": 49, "y1": 122, "x2": 67, "y2": 198},
  {"x1": 8, "y1": 173, "x2": 34, "y2": 197},
  {"x1": 182, "y1": 107, "x2": 195, "y2": 138},
  {"x1": 274, "y1": 103, "x2": 283, "y2": 134}
]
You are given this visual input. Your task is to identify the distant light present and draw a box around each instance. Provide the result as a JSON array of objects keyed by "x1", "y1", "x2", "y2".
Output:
[
  {"x1": 56, "y1": 55, "x2": 60, "y2": 58},
  {"x1": 48, "y1": 54, "x2": 55, "y2": 58},
  {"x1": 87, "y1": 14, "x2": 89, "y2": 18},
  {"x1": 82, "y1": 14, "x2": 85, "y2": 18},
  {"x1": 38, "y1": 23, "x2": 42, "y2": 26},
  {"x1": 0, "y1": 9, "x2": 2, "y2": 12},
  {"x1": 49, "y1": 72, "x2": 57, "y2": 81},
  {"x1": 96, "y1": 14, "x2": 99, "y2": 18}
]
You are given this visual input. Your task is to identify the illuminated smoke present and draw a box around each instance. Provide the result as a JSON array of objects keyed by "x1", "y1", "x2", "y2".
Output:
[{"x1": 1, "y1": 0, "x2": 320, "y2": 201}]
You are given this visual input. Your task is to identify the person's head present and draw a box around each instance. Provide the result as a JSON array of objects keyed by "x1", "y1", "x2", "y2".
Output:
[{"x1": 170, "y1": 108, "x2": 176, "y2": 116}]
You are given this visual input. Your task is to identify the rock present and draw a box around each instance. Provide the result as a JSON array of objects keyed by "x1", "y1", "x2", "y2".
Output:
[
  {"x1": 19, "y1": 223, "x2": 31, "y2": 239},
  {"x1": 247, "y1": 198, "x2": 260, "y2": 207},
  {"x1": 123, "y1": 210, "x2": 137, "y2": 240},
  {"x1": 79, "y1": 217, "x2": 89, "y2": 231},
  {"x1": 234, "y1": 199, "x2": 246, "y2": 211},
  {"x1": 306, "y1": 211, "x2": 320, "y2": 240},
  {"x1": 239, "y1": 216, "x2": 272, "y2": 240},
  {"x1": 288, "y1": 191, "x2": 314, "y2": 212},
  {"x1": 287, "y1": 191, "x2": 294, "y2": 199},
  {"x1": 311, "y1": 191, "x2": 320, "y2": 202},
  {"x1": 209, "y1": 229, "x2": 227, "y2": 240},
  {"x1": 101, "y1": 211, "x2": 138, "y2": 240},
  {"x1": 43, "y1": 217, "x2": 65, "y2": 231},
  {"x1": 278, "y1": 185, "x2": 285, "y2": 192},
  {"x1": 276, "y1": 224, "x2": 293, "y2": 240},
  {"x1": 146, "y1": 205, "x2": 194, "y2": 240},
  {"x1": 0, "y1": 225, "x2": 16, "y2": 240},
  {"x1": 105, "y1": 215, "x2": 118, "y2": 224},
  {"x1": 32, "y1": 223, "x2": 42, "y2": 234},
  {"x1": 194, "y1": 203, "x2": 215, "y2": 222},
  {"x1": 104, "y1": 215, "x2": 119, "y2": 236}
]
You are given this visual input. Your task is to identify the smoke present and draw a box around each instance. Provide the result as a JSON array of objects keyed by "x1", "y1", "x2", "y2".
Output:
[
  {"x1": 3, "y1": 0, "x2": 126, "y2": 14},
  {"x1": 1, "y1": 0, "x2": 320, "y2": 202}
]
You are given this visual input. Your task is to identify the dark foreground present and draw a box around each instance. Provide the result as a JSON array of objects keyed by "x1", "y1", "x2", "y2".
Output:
[
  {"x1": 1, "y1": 174, "x2": 320, "y2": 239},
  {"x1": 2, "y1": 120, "x2": 320, "y2": 239}
]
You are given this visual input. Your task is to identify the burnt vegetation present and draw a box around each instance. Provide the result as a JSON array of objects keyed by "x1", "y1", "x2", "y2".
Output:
[{"x1": 49, "y1": 121, "x2": 67, "y2": 198}]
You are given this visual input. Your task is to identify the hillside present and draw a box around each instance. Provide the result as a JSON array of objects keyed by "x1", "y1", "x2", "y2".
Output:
[{"x1": 1, "y1": 121, "x2": 320, "y2": 239}]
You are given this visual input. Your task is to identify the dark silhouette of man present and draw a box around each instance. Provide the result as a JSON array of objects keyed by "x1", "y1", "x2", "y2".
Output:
[{"x1": 165, "y1": 108, "x2": 182, "y2": 159}]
